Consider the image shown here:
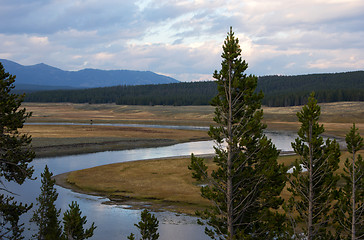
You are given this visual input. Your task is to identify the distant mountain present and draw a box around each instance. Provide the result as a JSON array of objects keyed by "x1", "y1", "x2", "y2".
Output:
[{"x1": 0, "y1": 59, "x2": 179, "y2": 90}]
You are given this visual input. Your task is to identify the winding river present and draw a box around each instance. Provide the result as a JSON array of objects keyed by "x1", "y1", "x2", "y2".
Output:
[{"x1": 7, "y1": 131, "x2": 298, "y2": 240}]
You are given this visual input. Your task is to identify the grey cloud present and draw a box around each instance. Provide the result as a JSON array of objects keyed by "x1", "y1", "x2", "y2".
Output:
[
  {"x1": 1, "y1": 0, "x2": 363, "y2": 80},
  {"x1": 142, "y1": 3, "x2": 189, "y2": 22},
  {"x1": 0, "y1": 0, "x2": 141, "y2": 34}
]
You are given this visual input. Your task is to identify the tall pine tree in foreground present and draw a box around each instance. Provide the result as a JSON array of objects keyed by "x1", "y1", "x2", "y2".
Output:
[
  {"x1": 286, "y1": 93, "x2": 340, "y2": 239},
  {"x1": 63, "y1": 201, "x2": 96, "y2": 240},
  {"x1": 189, "y1": 27, "x2": 286, "y2": 240},
  {"x1": 0, "y1": 62, "x2": 35, "y2": 239},
  {"x1": 334, "y1": 124, "x2": 364, "y2": 239},
  {"x1": 31, "y1": 165, "x2": 63, "y2": 240}
]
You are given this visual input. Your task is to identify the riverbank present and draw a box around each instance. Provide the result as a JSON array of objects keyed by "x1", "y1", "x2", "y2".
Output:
[
  {"x1": 24, "y1": 124, "x2": 209, "y2": 158},
  {"x1": 54, "y1": 156, "x2": 215, "y2": 215}
]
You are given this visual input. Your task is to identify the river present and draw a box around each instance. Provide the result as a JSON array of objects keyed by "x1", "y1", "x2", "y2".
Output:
[{"x1": 6, "y1": 131, "x2": 297, "y2": 239}]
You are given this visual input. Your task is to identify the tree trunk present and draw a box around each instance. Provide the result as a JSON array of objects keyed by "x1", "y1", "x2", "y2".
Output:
[
  {"x1": 227, "y1": 60, "x2": 234, "y2": 239},
  {"x1": 352, "y1": 150, "x2": 356, "y2": 240},
  {"x1": 308, "y1": 121, "x2": 313, "y2": 240}
]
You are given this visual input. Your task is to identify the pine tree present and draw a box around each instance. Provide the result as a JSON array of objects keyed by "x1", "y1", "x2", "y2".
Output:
[
  {"x1": 0, "y1": 195, "x2": 31, "y2": 240},
  {"x1": 334, "y1": 124, "x2": 364, "y2": 239},
  {"x1": 127, "y1": 209, "x2": 159, "y2": 240},
  {"x1": 127, "y1": 233, "x2": 136, "y2": 240},
  {"x1": 0, "y1": 62, "x2": 35, "y2": 239},
  {"x1": 286, "y1": 92, "x2": 340, "y2": 239},
  {"x1": 63, "y1": 201, "x2": 96, "y2": 240},
  {"x1": 31, "y1": 165, "x2": 63, "y2": 240},
  {"x1": 189, "y1": 27, "x2": 287, "y2": 239}
]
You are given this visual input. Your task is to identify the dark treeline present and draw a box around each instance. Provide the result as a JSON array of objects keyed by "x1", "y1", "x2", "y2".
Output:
[
  {"x1": 258, "y1": 71, "x2": 364, "y2": 106},
  {"x1": 24, "y1": 71, "x2": 364, "y2": 106},
  {"x1": 25, "y1": 81, "x2": 218, "y2": 106}
]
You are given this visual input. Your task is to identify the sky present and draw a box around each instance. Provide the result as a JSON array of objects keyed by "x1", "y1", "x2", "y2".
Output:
[{"x1": 0, "y1": 0, "x2": 364, "y2": 82}]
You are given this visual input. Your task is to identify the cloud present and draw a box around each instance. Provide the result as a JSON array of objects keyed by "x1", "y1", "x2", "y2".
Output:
[
  {"x1": 0, "y1": 0, "x2": 363, "y2": 81},
  {"x1": 0, "y1": 0, "x2": 140, "y2": 34}
]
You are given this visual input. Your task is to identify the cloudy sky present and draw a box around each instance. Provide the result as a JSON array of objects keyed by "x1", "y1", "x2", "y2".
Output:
[{"x1": 1, "y1": 0, "x2": 363, "y2": 82}]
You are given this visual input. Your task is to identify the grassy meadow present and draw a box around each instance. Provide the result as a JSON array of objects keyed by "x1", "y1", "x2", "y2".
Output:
[{"x1": 23, "y1": 101, "x2": 364, "y2": 136}]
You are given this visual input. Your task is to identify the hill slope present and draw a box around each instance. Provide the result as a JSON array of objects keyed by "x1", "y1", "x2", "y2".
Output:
[{"x1": 0, "y1": 59, "x2": 179, "y2": 89}]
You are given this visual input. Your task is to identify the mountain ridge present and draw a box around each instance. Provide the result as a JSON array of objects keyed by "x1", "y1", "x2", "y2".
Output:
[{"x1": 0, "y1": 59, "x2": 179, "y2": 89}]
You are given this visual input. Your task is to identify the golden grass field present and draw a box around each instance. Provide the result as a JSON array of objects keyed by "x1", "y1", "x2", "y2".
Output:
[
  {"x1": 63, "y1": 157, "x2": 214, "y2": 214},
  {"x1": 20, "y1": 102, "x2": 364, "y2": 213}
]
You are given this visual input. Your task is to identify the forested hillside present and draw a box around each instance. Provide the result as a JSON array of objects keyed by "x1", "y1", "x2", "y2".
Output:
[
  {"x1": 258, "y1": 71, "x2": 364, "y2": 106},
  {"x1": 24, "y1": 71, "x2": 364, "y2": 106},
  {"x1": 25, "y1": 81, "x2": 217, "y2": 106}
]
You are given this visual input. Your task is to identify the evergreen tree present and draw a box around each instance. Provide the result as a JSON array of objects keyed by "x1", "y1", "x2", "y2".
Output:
[
  {"x1": 127, "y1": 209, "x2": 159, "y2": 240},
  {"x1": 31, "y1": 165, "x2": 62, "y2": 240},
  {"x1": 0, "y1": 195, "x2": 31, "y2": 240},
  {"x1": 63, "y1": 201, "x2": 96, "y2": 240},
  {"x1": 189, "y1": 27, "x2": 287, "y2": 239},
  {"x1": 0, "y1": 62, "x2": 35, "y2": 239},
  {"x1": 127, "y1": 233, "x2": 136, "y2": 240},
  {"x1": 286, "y1": 92, "x2": 340, "y2": 239},
  {"x1": 334, "y1": 124, "x2": 364, "y2": 239}
]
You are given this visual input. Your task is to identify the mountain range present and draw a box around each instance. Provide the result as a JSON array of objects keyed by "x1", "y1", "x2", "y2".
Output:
[{"x1": 0, "y1": 59, "x2": 179, "y2": 90}]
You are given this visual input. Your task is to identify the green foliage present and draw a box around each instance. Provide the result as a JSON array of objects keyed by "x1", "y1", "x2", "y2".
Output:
[
  {"x1": 63, "y1": 201, "x2": 96, "y2": 240},
  {"x1": 334, "y1": 124, "x2": 364, "y2": 239},
  {"x1": 286, "y1": 93, "x2": 340, "y2": 239},
  {"x1": 128, "y1": 209, "x2": 159, "y2": 240},
  {"x1": 25, "y1": 81, "x2": 218, "y2": 106},
  {"x1": 0, "y1": 195, "x2": 31, "y2": 240},
  {"x1": 31, "y1": 165, "x2": 63, "y2": 240},
  {"x1": 0, "y1": 62, "x2": 34, "y2": 184},
  {"x1": 32, "y1": 166, "x2": 96, "y2": 240},
  {"x1": 127, "y1": 233, "x2": 136, "y2": 240},
  {"x1": 258, "y1": 71, "x2": 364, "y2": 106},
  {"x1": 189, "y1": 27, "x2": 287, "y2": 239},
  {"x1": 0, "y1": 62, "x2": 35, "y2": 239}
]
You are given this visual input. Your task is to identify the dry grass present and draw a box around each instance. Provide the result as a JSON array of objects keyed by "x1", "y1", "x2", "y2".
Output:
[
  {"x1": 66, "y1": 157, "x2": 214, "y2": 214},
  {"x1": 23, "y1": 103, "x2": 215, "y2": 126},
  {"x1": 23, "y1": 102, "x2": 364, "y2": 138},
  {"x1": 21, "y1": 124, "x2": 209, "y2": 157},
  {"x1": 262, "y1": 102, "x2": 364, "y2": 137},
  {"x1": 21, "y1": 125, "x2": 208, "y2": 142}
]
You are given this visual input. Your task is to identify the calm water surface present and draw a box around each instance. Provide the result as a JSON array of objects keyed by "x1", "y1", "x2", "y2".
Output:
[{"x1": 7, "y1": 131, "x2": 297, "y2": 240}]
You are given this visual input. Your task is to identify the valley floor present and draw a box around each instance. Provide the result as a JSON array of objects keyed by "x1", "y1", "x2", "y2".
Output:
[{"x1": 22, "y1": 102, "x2": 364, "y2": 157}]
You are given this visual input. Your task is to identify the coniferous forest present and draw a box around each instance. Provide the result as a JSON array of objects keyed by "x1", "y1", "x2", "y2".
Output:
[{"x1": 23, "y1": 71, "x2": 364, "y2": 107}]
